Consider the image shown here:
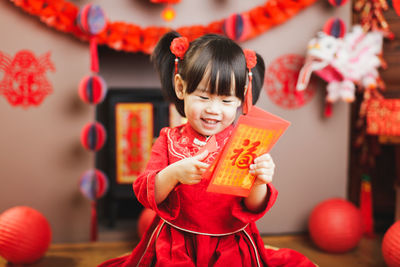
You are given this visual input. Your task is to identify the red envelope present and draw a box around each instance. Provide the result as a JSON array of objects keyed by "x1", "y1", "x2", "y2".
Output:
[{"x1": 206, "y1": 106, "x2": 290, "y2": 197}]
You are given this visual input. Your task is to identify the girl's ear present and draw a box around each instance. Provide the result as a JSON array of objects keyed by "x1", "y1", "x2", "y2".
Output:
[{"x1": 174, "y1": 74, "x2": 186, "y2": 100}]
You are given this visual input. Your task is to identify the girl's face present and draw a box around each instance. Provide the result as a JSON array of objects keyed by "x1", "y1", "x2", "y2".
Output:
[{"x1": 175, "y1": 74, "x2": 241, "y2": 137}]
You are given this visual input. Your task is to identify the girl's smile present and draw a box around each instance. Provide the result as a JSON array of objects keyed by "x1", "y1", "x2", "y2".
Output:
[{"x1": 175, "y1": 74, "x2": 241, "y2": 137}]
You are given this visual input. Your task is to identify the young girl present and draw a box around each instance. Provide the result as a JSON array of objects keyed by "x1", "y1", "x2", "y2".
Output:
[{"x1": 99, "y1": 32, "x2": 315, "y2": 267}]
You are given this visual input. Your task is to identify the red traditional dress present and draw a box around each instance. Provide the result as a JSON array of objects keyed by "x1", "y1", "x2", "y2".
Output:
[{"x1": 99, "y1": 123, "x2": 316, "y2": 267}]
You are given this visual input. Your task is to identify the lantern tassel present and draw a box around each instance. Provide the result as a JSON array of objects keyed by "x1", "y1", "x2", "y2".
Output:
[
  {"x1": 243, "y1": 72, "x2": 253, "y2": 115},
  {"x1": 90, "y1": 37, "x2": 99, "y2": 73},
  {"x1": 90, "y1": 201, "x2": 98, "y2": 242},
  {"x1": 360, "y1": 174, "x2": 375, "y2": 237}
]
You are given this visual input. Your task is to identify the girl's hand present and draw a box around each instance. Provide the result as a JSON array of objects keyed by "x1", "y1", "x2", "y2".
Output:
[
  {"x1": 169, "y1": 150, "x2": 210, "y2": 185},
  {"x1": 249, "y1": 153, "x2": 275, "y2": 186}
]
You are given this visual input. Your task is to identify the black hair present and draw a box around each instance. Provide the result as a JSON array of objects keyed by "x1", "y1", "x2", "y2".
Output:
[{"x1": 151, "y1": 31, "x2": 265, "y2": 117}]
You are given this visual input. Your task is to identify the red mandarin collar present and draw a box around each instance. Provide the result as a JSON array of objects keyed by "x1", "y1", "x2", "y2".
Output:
[{"x1": 182, "y1": 123, "x2": 234, "y2": 146}]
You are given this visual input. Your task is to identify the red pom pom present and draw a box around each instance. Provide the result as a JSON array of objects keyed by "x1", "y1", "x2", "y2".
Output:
[
  {"x1": 382, "y1": 220, "x2": 400, "y2": 267},
  {"x1": 137, "y1": 209, "x2": 156, "y2": 238},
  {"x1": 78, "y1": 75, "x2": 107, "y2": 104},
  {"x1": 243, "y1": 49, "x2": 257, "y2": 70},
  {"x1": 308, "y1": 198, "x2": 363, "y2": 253},
  {"x1": 80, "y1": 122, "x2": 107, "y2": 151},
  {"x1": 0, "y1": 206, "x2": 52, "y2": 264},
  {"x1": 170, "y1": 37, "x2": 189, "y2": 59}
]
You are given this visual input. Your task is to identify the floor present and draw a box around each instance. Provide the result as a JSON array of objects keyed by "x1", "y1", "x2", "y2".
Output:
[{"x1": 0, "y1": 234, "x2": 387, "y2": 266}]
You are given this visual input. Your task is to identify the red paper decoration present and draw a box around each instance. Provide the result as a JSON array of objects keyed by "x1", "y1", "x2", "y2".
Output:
[
  {"x1": 223, "y1": 13, "x2": 252, "y2": 41},
  {"x1": 10, "y1": 0, "x2": 318, "y2": 54},
  {"x1": 308, "y1": 198, "x2": 363, "y2": 253},
  {"x1": 328, "y1": 0, "x2": 349, "y2": 6},
  {"x1": 80, "y1": 122, "x2": 107, "y2": 151},
  {"x1": 265, "y1": 54, "x2": 316, "y2": 109},
  {"x1": 394, "y1": 0, "x2": 400, "y2": 17},
  {"x1": 366, "y1": 98, "x2": 400, "y2": 136},
  {"x1": 78, "y1": 75, "x2": 107, "y2": 104},
  {"x1": 0, "y1": 50, "x2": 55, "y2": 108},
  {"x1": 79, "y1": 169, "x2": 109, "y2": 201},
  {"x1": 382, "y1": 220, "x2": 400, "y2": 267},
  {"x1": 0, "y1": 206, "x2": 52, "y2": 264},
  {"x1": 323, "y1": 17, "x2": 346, "y2": 38}
]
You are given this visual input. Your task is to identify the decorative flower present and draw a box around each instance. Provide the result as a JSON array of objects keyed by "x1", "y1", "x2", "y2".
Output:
[
  {"x1": 170, "y1": 37, "x2": 189, "y2": 59},
  {"x1": 244, "y1": 49, "x2": 257, "y2": 69}
]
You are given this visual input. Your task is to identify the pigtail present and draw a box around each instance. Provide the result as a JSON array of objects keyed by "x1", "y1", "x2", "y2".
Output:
[
  {"x1": 251, "y1": 53, "x2": 265, "y2": 105},
  {"x1": 151, "y1": 31, "x2": 182, "y2": 109}
]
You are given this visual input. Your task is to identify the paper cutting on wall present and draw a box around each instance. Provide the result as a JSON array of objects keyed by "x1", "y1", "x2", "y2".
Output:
[
  {"x1": 265, "y1": 54, "x2": 316, "y2": 109},
  {"x1": 0, "y1": 50, "x2": 55, "y2": 108},
  {"x1": 116, "y1": 103, "x2": 154, "y2": 184}
]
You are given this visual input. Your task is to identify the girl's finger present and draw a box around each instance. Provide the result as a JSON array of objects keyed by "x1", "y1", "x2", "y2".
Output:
[{"x1": 254, "y1": 153, "x2": 272, "y2": 163}]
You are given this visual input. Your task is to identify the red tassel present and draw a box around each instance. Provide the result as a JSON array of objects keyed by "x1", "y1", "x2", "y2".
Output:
[
  {"x1": 324, "y1": 102, "x2": 333, "y2": 117},
  {"x1": 360, "y1": 174, "x2": 375, "y2": 237},
  {"x1": 90, "y1": 37, "x2": 99, "y2": 73},
  {"x1": 243, "y1": 73, "x2": 253, "y2": 114},
  {"x1": 90, "y1": 201, "x2": 98, "y2": 242}
]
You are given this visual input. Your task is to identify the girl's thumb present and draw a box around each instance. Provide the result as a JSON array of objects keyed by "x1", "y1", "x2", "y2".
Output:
[{"x1": 194, "y1": 149, "x2": 209, "y2": 161}]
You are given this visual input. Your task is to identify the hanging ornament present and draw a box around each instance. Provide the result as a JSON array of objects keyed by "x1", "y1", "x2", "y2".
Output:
[
  {"x1": 80, "y1": 122, "x2": 107, "y2": 151},
  {"x1": 79, "y1": 169, "x2": 109, "y2": 242},
  {"x1": 265, "y1": 54, "x2": 316, "y2": 109},
  {"x1": 360, "y1": 174, "x2": 375, "y2": 237},
  {"x1": 354, "y1": 0, "x2": 394, "y2": 39},
  {"x1": 0, "y1": 50, "x2": 55, "y2": 108},
  {"x1": 161, "y1": 5, "x2": 176, "y2": 22},
  {"x1": 223, "y1": 13, "x2": 252, "y2": 42},
  {"x1": 78, "y1": 75, "x2": 107, "y2": 104},
  {"x1": 394, "y1": 0, "x2": 400, "y2": 16},
  {"x1": 323, "y1": 17, "x2": 346, "y2": 38},
  {"x1": 328, "y1": 0, "x2": 349, "y2": 6},
  {"x1": 76, "y1": 4, "x2": 107, "y2": 73},
  {"x1": 150, "y1": 0, "x2": 181, "y2": 3}
]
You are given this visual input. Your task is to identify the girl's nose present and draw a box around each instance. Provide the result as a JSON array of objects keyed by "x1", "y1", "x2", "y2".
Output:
[{"x1": 205, "y1": 99, "x2": 220, "y2": 114}]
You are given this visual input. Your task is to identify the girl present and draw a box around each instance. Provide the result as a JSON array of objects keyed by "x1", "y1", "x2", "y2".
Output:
[{"x1": 99, "y1": 32, "x2": 315, "y2": 267}]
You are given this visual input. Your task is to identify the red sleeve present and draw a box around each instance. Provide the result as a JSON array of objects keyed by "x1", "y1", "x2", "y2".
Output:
[
  {"x1": 232, "y1": 183, "x2": 278, "y2": 223},
  {"x1": 133, "y1": 128, "x2": 180, "y2": 221}
]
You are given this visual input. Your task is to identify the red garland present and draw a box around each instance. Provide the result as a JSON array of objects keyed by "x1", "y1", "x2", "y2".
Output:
[{"x1": 9, "y1": 0, "x2": 317, "y2": 54}]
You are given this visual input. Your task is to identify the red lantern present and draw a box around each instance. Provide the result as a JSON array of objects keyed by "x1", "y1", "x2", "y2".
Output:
[
  {"x1": 382, "y1": 221, "x2": 400, "y2": 267},
  {"x1": 0, "y1": 206, "x2": 52, "y2": 264},
  {"x1": 137, "y1": 208, "x2": 156, "y2": 238},
  {"x1": 80, "y1": 122, "x2": 107, "y2": 151},
  {"x1": 308, "y1": 198, "x2": 363, "y2": 253},
  {"x1": 78, "y1": 75, "x2": 107, "y2": 104},
  {"x1": 223, "y1": 13, "x2": 252, "y2": 42},
  {"x1": 323, "y1": 17, "x2": 346, "y2": 38}
]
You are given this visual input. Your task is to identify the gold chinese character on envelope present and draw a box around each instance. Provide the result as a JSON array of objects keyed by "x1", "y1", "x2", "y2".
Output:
[{"x1": 206, "y1": 106, "x2": 290, "y2": 197}]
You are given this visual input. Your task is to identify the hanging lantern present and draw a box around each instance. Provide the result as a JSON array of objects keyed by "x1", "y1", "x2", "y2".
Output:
[
  {"x1": 328, "y1": 0, "x2": 349, "y2": 6},
  {"x1": 76, "y1": 4, "x2": 107, "y2": 73},
  {"x1": 162, "y1": 5, "x2": 176, "y2": 22},
  {"x1": 80, "y1": 122, "x2": 107, "y2": 151},
  {"x1": 79, "y1": 169, "x2": 109, "y2": 242},
  {"x1": 323, "y1": 17, "x2": 346, "y2": 38},
  {"x1": 223, "y1": 13, "x2": 252, "y2": 42},
  {"x1": 78, "y1": 75, "x2": 107, "y2": 104},
  {"x1": 79, "y1": 169, "x2": 109, "y2": 201}
]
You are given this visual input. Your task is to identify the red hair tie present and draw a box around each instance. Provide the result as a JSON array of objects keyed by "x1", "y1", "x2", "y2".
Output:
[
  {"x1": 170, "y1": 37, "x2": 189, "y2": 74},
  {"x1": 243, "y1": 49, "x2": 257, "y2": 114}
]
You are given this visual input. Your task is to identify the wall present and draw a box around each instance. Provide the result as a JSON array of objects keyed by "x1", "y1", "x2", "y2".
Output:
[{"x1": 0, "y1": 0, "x2": 351, "y2": 243}]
